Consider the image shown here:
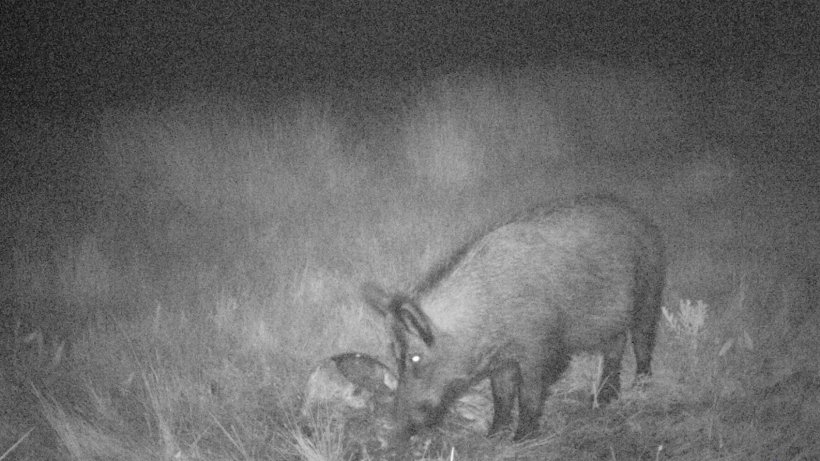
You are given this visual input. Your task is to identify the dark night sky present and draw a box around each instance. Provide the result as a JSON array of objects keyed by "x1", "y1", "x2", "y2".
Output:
[{"x1": 3, "y1": 1, "x2": 818, "y2": 111}]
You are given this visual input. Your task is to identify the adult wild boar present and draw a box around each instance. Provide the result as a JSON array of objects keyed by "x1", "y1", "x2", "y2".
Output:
[{"x1": 364, "y1": 195, "x2": 666, "y2": 441}]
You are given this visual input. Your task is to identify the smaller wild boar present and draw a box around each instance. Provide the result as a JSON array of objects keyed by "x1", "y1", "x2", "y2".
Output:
[
  {"x1": 364, "y1": 195, "x2": 666, "y2": 442},
  {"x1": 299, "y1": 353, "x2": 399, "y2": 449},
  {"x1": 300, "y1": 352, "x2": 397, "y2": 421}
]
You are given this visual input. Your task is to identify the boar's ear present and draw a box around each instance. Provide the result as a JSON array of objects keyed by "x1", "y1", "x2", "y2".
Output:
[
  {"x1": 361, "y1": 282, "x2": 395, "y2": 318},
  {"x1": 362, "y1": 282, "x2": 435, "y2": 346},
  {"x1": 396, "y1": 301, "x2": 435, "y2": 347}
]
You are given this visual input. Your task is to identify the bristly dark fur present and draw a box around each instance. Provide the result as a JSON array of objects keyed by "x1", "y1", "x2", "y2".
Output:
[
  {"x1": 412, "y1": 233, "x2": 485, "y2": 298},
  {"x1": 413, "y1": 193, "x2": 631, "y2": 297}
]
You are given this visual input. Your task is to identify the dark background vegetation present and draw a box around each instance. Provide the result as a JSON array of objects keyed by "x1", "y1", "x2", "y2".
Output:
[{"x1": 3, "y1": 0, "x2": 818, "y2": 318}]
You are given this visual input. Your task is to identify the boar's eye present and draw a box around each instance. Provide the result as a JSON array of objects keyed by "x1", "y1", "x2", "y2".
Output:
[{"x1": 407, "y1": 353, "x2": 423, "y2": 376}]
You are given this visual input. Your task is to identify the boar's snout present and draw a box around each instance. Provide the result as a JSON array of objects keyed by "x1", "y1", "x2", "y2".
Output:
[
  {"x1": 397, "y1": 398, "x2": 448, "y2": 435},
  {"x1": 409, "y1": 403, "x2": 433, "y2": 427}
]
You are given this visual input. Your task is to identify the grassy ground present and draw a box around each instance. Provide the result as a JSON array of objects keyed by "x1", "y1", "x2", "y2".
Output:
[{"x1": 2, "y1": 64, "x2": 818, "y2": 460}]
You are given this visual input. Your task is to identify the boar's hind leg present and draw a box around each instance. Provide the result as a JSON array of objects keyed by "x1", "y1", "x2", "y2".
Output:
[
  {"x1": 512, "y1": 352, "x2": 569, "y2": 441},
  {"x1": 488, "y1": 363, "x2": 520, "y2": 437},
  {"x1": 631, "y1": 282, "x2": 663, "y2": 378},
  {"x1": 595, "y1": 332, "x2": 627, "y2": 406}
]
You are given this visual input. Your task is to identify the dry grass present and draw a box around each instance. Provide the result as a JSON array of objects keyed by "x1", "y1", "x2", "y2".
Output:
[{"x1": 2, "y1": 65, "x2": 817, "y2": 460}]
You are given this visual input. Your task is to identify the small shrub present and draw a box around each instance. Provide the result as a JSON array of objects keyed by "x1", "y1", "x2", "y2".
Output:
[{"x1": 662, "y1": 299, "x2": 707, "y2": 351}]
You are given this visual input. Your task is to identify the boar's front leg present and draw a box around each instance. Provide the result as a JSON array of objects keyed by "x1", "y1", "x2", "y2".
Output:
[
  {"x1": 513, "y1": 349, "x2": 570, "y2": 441},
  {"x1": 488, "y1": 363, "x2": 520, "y2": 437}
]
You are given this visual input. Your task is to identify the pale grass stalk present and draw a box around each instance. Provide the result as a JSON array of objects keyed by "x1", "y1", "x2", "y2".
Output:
[
  {"x1": 153, "y1": 301, "x2": 163, "y2": 337},
  {"x1": 211, "y1": 413, "x2": 249, "y2": 460},
  {"x1": 50, "y1": 340, "x2": 65, "y2": 370},
  {"x1": 0, "y1": 427, "x2": 33, "y2": 461},
  {"x1": 22, "y1": 329, "x2": 44, "y2": 357},
  {"x1": 141, "y1": 366, "x2": 180, "y2": 459},
  {"x1": 291, "y1": 423, "x2": 345, "y2": 461},
  {"x1": 33, "y1": 384, "x2": 137, "y2": 460}
]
